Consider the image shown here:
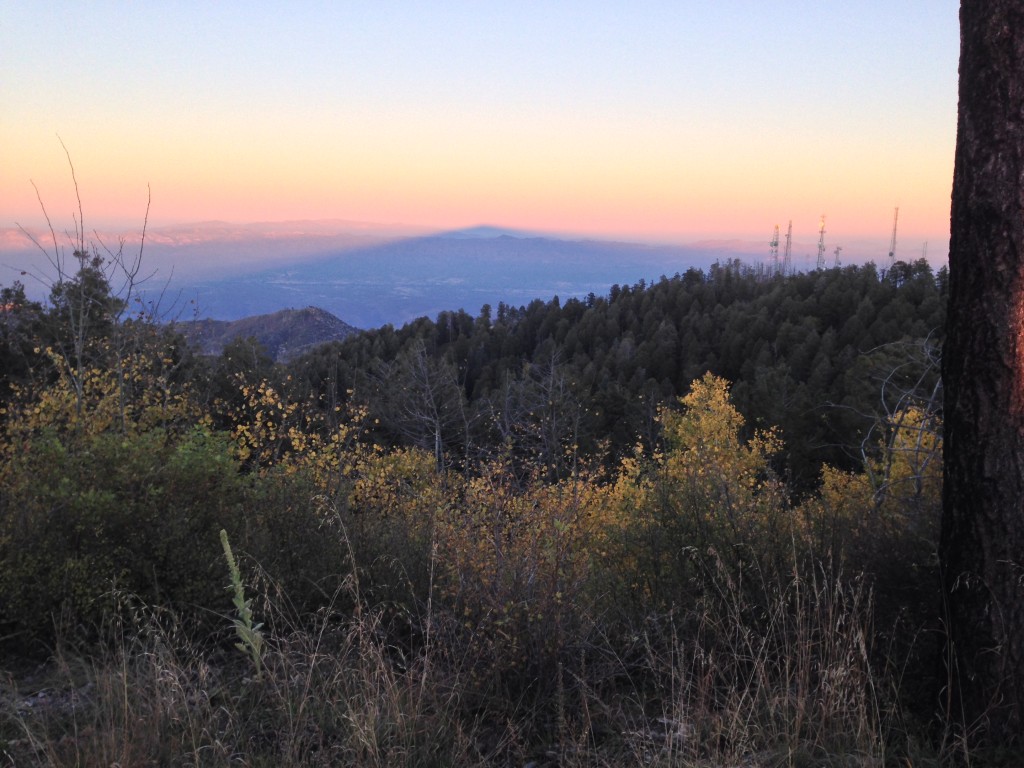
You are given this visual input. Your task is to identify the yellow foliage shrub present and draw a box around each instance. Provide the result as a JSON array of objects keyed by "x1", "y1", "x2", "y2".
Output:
[
  {"x1": 1, "y1": 344, "x2": 201, "y2": 443},
  {"x1": 598, "y1": 373, "x2": 792, "y2": 610},
  {"x1": 800, "y1": 405, "x2": 941, "y2": 570}
]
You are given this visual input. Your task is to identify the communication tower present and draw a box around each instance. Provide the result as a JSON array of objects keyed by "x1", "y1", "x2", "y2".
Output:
[
  {"x1": 783, "y1": 220, "x2": 793, "y2": 276},
  {"x1": 769, "y1": 224, "x2": 780, "y2": 275},
  {"x1": 888, "y1": 207, "x2": 899, "y2": 265},
  {"x1": 833, "y1": 245, "x2": 843, "y2": 268},
  {"x1": 816, "y1": 215, "x2": 827, "y2": 270}
]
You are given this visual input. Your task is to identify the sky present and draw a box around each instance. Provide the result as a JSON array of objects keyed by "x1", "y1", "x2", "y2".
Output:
[{"x1": 2, "y1": 2, "x2": 959, "y2": 262}]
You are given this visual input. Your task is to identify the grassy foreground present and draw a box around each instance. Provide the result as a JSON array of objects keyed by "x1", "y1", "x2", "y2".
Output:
[{"x1": 2, "y1": 547, "x2": 943, "y2": 768}]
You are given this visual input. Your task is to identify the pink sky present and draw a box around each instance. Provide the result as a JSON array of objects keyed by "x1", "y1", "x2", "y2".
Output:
[{"x1": 1, "y1": 2, "x2": 958, "y2": 265}]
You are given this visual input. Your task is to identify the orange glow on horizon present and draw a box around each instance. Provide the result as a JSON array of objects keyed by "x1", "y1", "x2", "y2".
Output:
[{"x1": 1, "y1": 115, "x2": 953, "y2": 255}]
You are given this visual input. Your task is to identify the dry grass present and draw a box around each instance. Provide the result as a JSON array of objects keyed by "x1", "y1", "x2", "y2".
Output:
[
  {"x1": 2, "y1": 594, "x2": 497, "y2": 767},
  {"x1": 1, "y1": 549, "x2": 934, "y2": 768}
]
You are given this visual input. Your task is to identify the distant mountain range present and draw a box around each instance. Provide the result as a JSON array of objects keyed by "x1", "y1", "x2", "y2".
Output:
[
  {"x1": 179, "y1": 306, "x2": 359, "y2": 362},
  {"x1": 176, "y1": 229, "x2": 747, "y2": 328}
]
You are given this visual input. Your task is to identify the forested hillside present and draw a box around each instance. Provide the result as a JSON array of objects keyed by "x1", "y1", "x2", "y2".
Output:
[
  {"x1": 0, "y1": 252, "x2": 949, "y2": 766},
  {"x1": 293, "y1": 257, "x2": 945, "y2": 488}
]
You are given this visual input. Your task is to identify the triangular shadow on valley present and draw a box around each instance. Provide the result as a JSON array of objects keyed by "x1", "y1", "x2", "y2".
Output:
[{"x1": 176, "y1": 227, "x2": 749, "y2": 330}]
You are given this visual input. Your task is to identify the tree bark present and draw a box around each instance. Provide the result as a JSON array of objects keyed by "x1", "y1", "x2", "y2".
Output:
[{"x1": 941, "y1": 0, "x2": 1024, "y2": 751}]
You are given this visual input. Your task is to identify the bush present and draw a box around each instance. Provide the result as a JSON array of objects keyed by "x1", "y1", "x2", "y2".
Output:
[
  {"x1": 1, "y1": 425, "x2": 238, "y2": 640},
  {"x1": 599, "y1": 373, "x2": 793, "y2": 619},
  {"x1": 0, "y1": 361, "x2": 342, "y2": 647}
]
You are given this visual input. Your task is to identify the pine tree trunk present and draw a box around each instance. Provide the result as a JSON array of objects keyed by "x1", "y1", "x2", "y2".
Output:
[{"x1": 941, "y1": 0, "x2": 1024, "y2": 751}]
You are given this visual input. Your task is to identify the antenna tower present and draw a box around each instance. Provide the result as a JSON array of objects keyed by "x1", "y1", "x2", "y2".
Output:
[
  {"x1": 888, "y1": 206, "x2": 899, "y2": 265},
  {"x1": 833, "y1": 245, "x2": 843, "y2": 268},
  {"x1": 769, "y1": 224, "x2": 780, "y2": 275},
  {"x1": 922, "y1": 241, "x2": 928, "y2": 261},
  {"x1": 816, "y1": 215, "x2": 827, "y2": 270},
  {"x1": 783, "y1": 220, "x2": 793, "y2": 276}
]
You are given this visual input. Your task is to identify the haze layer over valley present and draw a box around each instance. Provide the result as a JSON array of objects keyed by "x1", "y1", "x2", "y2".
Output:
[{"x1": 2, "y1": 219, "x2": 926, "y2": 329}]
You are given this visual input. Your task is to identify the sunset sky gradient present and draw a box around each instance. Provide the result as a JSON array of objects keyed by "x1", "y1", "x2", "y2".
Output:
[{"x1": 2, "y1": 2, "x2": 959, "y2": 261}]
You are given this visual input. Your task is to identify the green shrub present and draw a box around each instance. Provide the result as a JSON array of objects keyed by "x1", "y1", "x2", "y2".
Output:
[{"x1": 0, "y1": 422, "x2": 342, "y2": 647}]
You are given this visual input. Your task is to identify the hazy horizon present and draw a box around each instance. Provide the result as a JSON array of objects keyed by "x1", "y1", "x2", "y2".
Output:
[
  {"x1": 1, "y1": 214, "x2": 938, "y2": 291},
  {"x1": 1, "y1": 214, "x2": 943, "y2": 329}
]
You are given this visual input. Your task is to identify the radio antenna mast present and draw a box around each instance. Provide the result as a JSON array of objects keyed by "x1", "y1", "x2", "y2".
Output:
[
  {"x1": 783, "y1": 220, "x2": 793, "y2": 276},
  {"x1": 888, "y1": 206, "x2": 899, "y2": 265},
  {"x1": 769, "y1": 224, "x2": 780, "y2": 275},
  {"x1": 816, "y1": 215, "x2": 827, "y2": 270}
]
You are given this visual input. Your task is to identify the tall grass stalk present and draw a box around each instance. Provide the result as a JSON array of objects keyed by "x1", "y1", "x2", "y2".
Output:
[{"x1": 220, "y1": 528, "x2": 264, "y2": 683}]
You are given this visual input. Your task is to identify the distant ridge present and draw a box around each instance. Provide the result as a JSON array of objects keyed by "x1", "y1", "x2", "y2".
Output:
[
  {"x1": 180, "y1": 306, "x2": 358, "y2": 362},
  {"x1": 438, "y1": 225, "x2": 555, "y2": 239}
]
